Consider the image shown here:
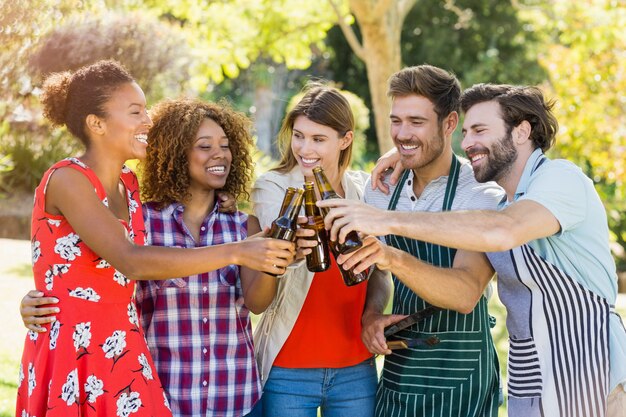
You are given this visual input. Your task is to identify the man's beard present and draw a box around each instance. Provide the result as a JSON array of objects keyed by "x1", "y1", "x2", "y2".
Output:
[
  {"x1": 471, "y1": 131, "x2": 517, "y2": 183},
  {"x1": 397, "y1": 126, "x2": 446, "y2": 171}
]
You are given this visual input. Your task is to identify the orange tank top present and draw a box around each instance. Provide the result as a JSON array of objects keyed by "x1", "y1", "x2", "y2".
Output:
[{"x1": 273, "y1": 257, "x2": 372, "y2": 368}]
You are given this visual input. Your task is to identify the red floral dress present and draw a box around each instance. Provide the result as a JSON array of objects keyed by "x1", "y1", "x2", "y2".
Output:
[{"x1": 16, "y1": 158, "x2": 172, "y2": 417}]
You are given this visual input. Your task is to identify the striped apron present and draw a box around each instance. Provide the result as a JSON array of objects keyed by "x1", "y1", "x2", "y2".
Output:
[
  {"x1": 376, "y1": 156, "x2": 500, "y2": 417},
  {"x1": 487, "y1": 156, "x2": 611, "y2": 417}
]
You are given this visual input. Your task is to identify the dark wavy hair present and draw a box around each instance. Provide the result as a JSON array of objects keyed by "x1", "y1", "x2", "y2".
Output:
[
  {"x1": 141, "y1": 98, "x2": 254, "y2": 208},
  {"x1": 460, "y1": 84, "x2": 559, "y2": 151},
  {"x1": 40, "y1": 60, "x2": 134, "y2": 145}
]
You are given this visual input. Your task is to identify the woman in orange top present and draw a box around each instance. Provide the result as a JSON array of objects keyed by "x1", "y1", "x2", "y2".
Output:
[{"x1": 252, "y1": 83, "x2": 392, "y2": 417}]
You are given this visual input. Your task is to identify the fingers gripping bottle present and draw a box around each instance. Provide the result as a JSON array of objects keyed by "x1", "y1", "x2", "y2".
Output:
[{"x1": 312, "y1": 166, "x2": 369, "y2": 286}]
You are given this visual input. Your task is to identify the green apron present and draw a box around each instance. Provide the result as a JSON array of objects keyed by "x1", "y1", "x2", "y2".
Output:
[{"x1": 375, "y1": 156, "x2": 500, "y2": 417}]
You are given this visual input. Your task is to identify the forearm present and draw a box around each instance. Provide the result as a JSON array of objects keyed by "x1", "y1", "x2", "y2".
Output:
[
  {"x1": 241, "y1": 270, "x2": 278, "y2": 314},
  {"x1": 387, "y1": 209, "x2": 517, "y2": 252},
  {"x1": 363, "y1": 268, "x2": 393, "y2": 315},
  {"x1": 384, "y1": 247, "x2": 487, "y2": 314},
  {"x1": 121, "y1": 243, "x2": 239, "y2": 281}
]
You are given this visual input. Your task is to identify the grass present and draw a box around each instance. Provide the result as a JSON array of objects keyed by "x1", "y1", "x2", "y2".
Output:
[{"x1": 0, "y1": 354, "x2": 18, "y2": 417}]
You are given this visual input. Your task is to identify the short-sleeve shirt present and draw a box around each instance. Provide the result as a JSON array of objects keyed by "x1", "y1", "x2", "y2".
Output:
[
  {"x1": 506, "y1": 148, "x2": 626, "y2": 390},
  {"x1": 136, "y1": 201, "x2": 260, "y2": 417}
]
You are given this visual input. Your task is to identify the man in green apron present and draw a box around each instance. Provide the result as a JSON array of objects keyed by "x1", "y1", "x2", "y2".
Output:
[
  {"x1": 318, "y1": 84, "x2": 626, "y2": 417},
  {"x1": 331, "y1": 65, "x2": 503, "y2": 416}
]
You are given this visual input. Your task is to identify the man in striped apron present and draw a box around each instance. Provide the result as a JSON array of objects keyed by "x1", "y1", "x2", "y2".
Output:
[
  {"x1": 354, "y1": 65, "x2": 502, "y2": 416},
  {"x1": 320, "y1": 83, "x2": 626, "y2": 416}
]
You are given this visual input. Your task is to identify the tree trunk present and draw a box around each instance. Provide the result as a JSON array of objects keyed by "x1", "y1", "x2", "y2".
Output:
[{"x1": 345, "y1": 0, "x2": 416, "y2": 153}]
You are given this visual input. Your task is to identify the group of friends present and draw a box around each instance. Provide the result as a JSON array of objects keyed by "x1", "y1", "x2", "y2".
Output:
[{"x1": 14, "y1": 59, "x2": 626, "y2": 417}]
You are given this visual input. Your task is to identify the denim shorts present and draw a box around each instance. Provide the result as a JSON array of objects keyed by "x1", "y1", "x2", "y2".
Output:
[{"x1": 262, "y1": 358, "x2": 378, "y2": 417}]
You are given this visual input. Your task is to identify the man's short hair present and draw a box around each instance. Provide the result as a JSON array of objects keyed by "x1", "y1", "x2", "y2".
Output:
[
  {"x1": 461, "y1": 84, "x2": 559, "y2": 151},
  {"x1": 388, "y1": 65, "x2": 461, "y2": 122}
]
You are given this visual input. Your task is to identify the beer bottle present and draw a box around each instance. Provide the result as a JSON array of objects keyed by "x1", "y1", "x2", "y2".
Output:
[
  {"x1": 312, "y1": 166, "x2": 362, "y2": 254},
  {"x1": 269, "y1": 187, "x2": 304, "y2": 242},
  {"x1": 302, "y1": 182, "x2": 330, "y2": 272},
  {"x1": 311, "y1": 167, "x2": 370, "y2": 286},
  {"x1": 277, "y1": 187, "x2": 297, "y2": 217}
]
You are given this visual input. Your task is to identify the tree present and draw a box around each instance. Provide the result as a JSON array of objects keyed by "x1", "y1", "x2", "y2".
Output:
[
  {"x1": 136, "y1": 0, "x2": 341, "y2": 155},
  {"x1": 325, "y1": 0, "x2": 545, "y2": 154},
  {"x1": 328, "y1": 0, "x2": 418, "y2": 153}
]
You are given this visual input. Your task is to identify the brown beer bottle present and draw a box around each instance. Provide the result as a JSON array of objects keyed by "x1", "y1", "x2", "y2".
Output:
[
  {"x1": 312, "y1": 166, "x2": 362, "y2": 254},
  {"x1": 277, "y1": 187, "x2": 297, "y2": 217},
  {"x1": 302, "y1": 182, "x2": 330, "y2": 272},
  {"x1": 269, "y1": 187, "x2": 304, "y2": 242},
  {"x1": 311, "y1": 167, "x2": 370, "y2": 286}
]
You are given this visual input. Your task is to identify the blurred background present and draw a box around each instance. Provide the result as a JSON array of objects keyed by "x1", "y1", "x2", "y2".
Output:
[{"x1": 1, "y1": 1, "x2": 624, "y2": 415}]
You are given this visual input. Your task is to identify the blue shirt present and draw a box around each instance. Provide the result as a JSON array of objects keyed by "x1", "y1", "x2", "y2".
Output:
[{"x1": 503, "y1": 148, "x2": 626, "y2": 390}]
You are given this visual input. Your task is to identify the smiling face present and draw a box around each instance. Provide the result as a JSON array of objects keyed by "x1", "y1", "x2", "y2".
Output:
[
  {"x1": 390, "y1": 95, "x2": 447, "y2": 171},
  {"x1": 290, "y1": 115, "x2": 351, "y2": 180},
  {"x1": 462, "y1": 100, "x2": 518, "y2": 183},
  {"x1": 188, "y1": 118, "x2": 232, "y2": 192},
  {"x1": 100, "y1": 82, "x2": 152, "y2": 160}
]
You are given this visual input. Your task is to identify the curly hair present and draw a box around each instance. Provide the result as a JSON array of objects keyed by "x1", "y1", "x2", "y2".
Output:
[
  {"x1": 141, "y1": 98, "x2": 254, "y2": 208},
  {"x1": 40, "y1": 60, "x2": 134, "y2": 145}
]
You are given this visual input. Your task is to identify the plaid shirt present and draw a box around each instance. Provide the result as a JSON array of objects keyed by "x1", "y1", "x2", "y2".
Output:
[{"x1": 136, "y1": 201, "x2": 261, "y2": 417}]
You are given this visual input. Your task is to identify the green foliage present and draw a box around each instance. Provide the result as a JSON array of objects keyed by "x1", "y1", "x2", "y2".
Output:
[
  {"x1": 535, "y1": 0, "x2": 626, "y2": 261},
  {"x1": 135, "y1": 0, "x2": 340, "y2": 89},
  {"x1": 0, "y1": 121, "x2": 80, "y2": 194}
]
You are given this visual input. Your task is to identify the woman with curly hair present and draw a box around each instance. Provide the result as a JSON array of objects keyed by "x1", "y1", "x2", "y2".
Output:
[
  {"x1": 137, "y1": 97, "x2": 274, "y2": 417},
  {"x1": 17, "y1": 60, "x2": 293, "y2": 417}
]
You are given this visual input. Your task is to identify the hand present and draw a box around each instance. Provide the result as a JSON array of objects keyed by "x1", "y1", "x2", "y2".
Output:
[
  {"x1": 240, "y1": 229, "x2": 296, "y2": 275},
  {"x1": 361, "y1": 310, "x2": 407, "y2": 355},
  {"x1": 336, "y1": 236, "x2": 393, "y2": 274},
  {"x1": 294, "y1": 216, "x2": 316, "y2": 260},
  {"x1": 316, "y1": 199, "x2": 391, "y2": 243},
  {"x1": 371, "y1": 147, "x2": 402, "y2": 195},
  {"x1": 20, "y1": 290, "x2": 60, "y2": 333},
  {"x1": 217, "y1": 192, "x2": 237, "y2": 213}
]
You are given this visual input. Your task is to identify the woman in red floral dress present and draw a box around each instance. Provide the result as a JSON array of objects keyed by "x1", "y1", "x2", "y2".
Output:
[{"x1": 16, "y1": 60, "x2": 295, "y2": 417}]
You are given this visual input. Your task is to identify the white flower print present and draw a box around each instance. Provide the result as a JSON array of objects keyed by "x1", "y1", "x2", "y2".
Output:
[
  {"x1": 127, "y1": 302, "x2": 138, "y2": 327},
  {"x1": 27, "y1": 362, "x2": 36, "y2": 396},
  {"x1": 116, "y1": 391, "x2": 142, "y2": 417},
  {"x1": 54, "y1": 233, "x2": 81, "y2": 261},
  {"x1": 47, "y1": 218, "x2": 61, "y2": 227},
  {"x1": 127, "y1": 191, "x2": 138, "y2": 214},
  {"x1": 73, "y1": 322, "x2": 91, "y2": 352},
  {"x1": 27, "y1": 330, "x2": 38, "y2": 342},
  {"x1": 102, "y1": 197, "x2": 109, "y2": 207},
  {"x1": 102, "y1": 330, "x2": 126, "y2": 359},
  {"x1": 44, "y1": 263, "x2": 70, "y2": 290},
  {"x1": 121, "y1": 165, "x2": 131, "y2": 174},
  {"x1": 95, "y1": 259, "x2": 111, "y2": 269},
  {"x1": 69, "y1": 287, "x2": 101, "y2": 302},
  {"x1": 163, "y1": 392, "x2": 170, "y2": 410},
  {"x1": 18, "y1": 363, "x2": 24, "y2": 388},
  {"x1": 113, "y1": 270, "x2": 130, "y2": 287},
  {"x1": 68, "y1": 157, "x2": 87, "y2": 169},
  {"x1": 137, "y1": 354, "x2": 153, "y2": 380},
  {"x1": 84, "y1": 374, "x2": 104, "y2": 403},
  {"x1": 60, "y1": 369, "x2": 79, "y2": 406},
  {"x1": 49, "y1": 320, "x2": 60, "y2": 350},
  {"x1": 31, "y1": 240, "x2": 41, "y2": 264}
]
